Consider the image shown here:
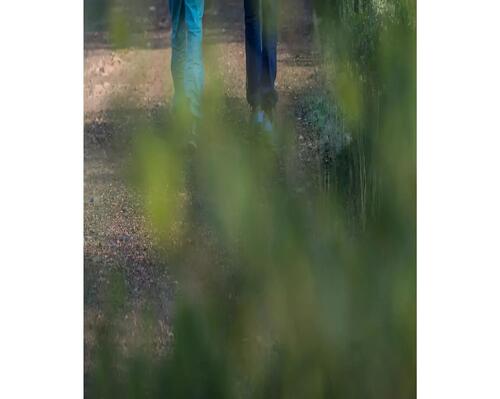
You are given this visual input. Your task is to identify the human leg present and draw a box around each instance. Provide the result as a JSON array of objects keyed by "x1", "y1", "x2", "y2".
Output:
[
  {"x1": 169, "y1": 0, "x2": 187, "y2": 112},
  {"x1": 244, "y1": 0, "x2": 263, "y2": 109},
  {"x1": 184, "y1": 0, "x2": 205, "y2": 118},
  {"x1": 261, "y1": 0, "x2": 278, "y2": 113}
]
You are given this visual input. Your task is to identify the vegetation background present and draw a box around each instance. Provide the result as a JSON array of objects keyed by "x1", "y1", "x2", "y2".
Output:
[{"x1": 84, "y1": 0, "x2": 415, "y2": 397}]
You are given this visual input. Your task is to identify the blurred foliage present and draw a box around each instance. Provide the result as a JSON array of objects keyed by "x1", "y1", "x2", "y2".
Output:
[
  {"x1": 85, "y1": 0, "x2": 416, "y2": 398},
  {"x1": 311, "y1": 0, "x2": 416, "y2": 228},
  {"x1": 85, "y1": 0, "x2": 168, "y2": 43}
]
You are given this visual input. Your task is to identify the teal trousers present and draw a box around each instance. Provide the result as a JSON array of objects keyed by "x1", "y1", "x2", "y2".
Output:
[{"x1": 169, "y1": 0, "x2": 205, "y2": 118}]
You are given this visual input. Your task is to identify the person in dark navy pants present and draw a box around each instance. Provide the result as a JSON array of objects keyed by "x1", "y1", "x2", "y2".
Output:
[{"x1": 244, "y1": 0, "x2": 278, "y2": 133}]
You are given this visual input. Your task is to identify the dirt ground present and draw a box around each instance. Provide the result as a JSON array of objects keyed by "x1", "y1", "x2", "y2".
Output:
[{"x1": 84, "y1": 0, "x2": 321, "y2": 371}]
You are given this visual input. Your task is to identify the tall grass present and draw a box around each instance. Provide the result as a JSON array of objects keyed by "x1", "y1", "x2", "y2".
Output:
[{"x1": 85, "y1": 1, "x2": 416, "y2": 397}]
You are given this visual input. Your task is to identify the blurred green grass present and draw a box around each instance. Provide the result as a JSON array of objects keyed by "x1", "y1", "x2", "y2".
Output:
[{"x1": 85, "y1": 1, "x2": 416, "y2": 398}]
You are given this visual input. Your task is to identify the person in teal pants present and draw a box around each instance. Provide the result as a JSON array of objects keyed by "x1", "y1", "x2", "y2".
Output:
[{"x1": 169, "y1": 0, "x2": 205, "y2": 125}]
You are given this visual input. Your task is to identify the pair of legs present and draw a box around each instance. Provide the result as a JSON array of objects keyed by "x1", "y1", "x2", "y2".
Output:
[
  {"x1": 169, "y1": 0, "x2": 205, "y2": 119},
  {"x1": 244, "y1": 0, "x2": 278, "y2": 114},
  {"x1": 169, "y1": 0, "x2": 277, "y2": 127}
]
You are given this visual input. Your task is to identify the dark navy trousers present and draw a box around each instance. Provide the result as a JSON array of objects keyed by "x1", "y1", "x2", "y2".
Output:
[{"x1": 244, "y1": 0, "x2": 278, "y2": 111}]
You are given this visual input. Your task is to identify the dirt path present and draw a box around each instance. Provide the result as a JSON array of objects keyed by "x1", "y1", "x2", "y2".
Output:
[{"x1": 84, "y1": 0, "x2": 320, "y2": 370}]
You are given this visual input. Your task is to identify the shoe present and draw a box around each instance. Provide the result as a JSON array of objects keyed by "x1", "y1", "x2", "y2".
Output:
[
  {"x1": 262, "y1": 110, "x2": 274, "y2": 134},
  {"x1": 250, "y1": 107, "x2": 265, "y2": 129}
]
